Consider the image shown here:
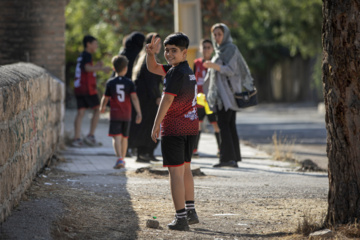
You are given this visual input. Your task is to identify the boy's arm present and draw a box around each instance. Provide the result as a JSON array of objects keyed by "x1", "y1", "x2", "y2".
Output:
[
  {"x1": 151, "y1": 94, "x2": 175, "y2": 143},
  {"x1": 203, "y1": 61, "x2": 221, "y2": 71},
  {"x1": 146, "y1": 36, "x2": 166, "y2": 76},
  {"x1": 99, "y1": 95, "x2": 110, "y2": 113},
  {"x1": 204, "y1": 52, "x2": 239, "y2": 77},
  {"x1": 146, "y1": 54, "x2": 165, "y2": 76},
  {"x1": 130, "y1": 93, "x2": 142, "y2": 124},
  {"x1": 85, "y1": 61, "x2": 112, "y2": 73}
]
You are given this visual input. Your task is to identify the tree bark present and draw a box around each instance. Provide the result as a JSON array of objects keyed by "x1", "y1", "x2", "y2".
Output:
[{"x1": 323, "y1": 0, "x2": 360, "y2": 224}]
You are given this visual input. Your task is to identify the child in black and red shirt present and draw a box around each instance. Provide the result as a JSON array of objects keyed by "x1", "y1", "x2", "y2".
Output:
[
  {"x1": 146, "y1": 32, "x2": 199, "y2": 231},
  {"x1": 73, "y1": 35, "x2": 111, "y2": 147},
  {"x1": 100, "y1": 55, "x2": 142, "y2": 169},
  {"x1": 193, "y1": 39, "x2": 221, "y2": 157}
]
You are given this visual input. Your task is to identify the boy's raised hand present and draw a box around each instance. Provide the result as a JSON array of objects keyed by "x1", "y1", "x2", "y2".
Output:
[{"x1": 146, "y1": 35, "x2": 160, "y2": 55}]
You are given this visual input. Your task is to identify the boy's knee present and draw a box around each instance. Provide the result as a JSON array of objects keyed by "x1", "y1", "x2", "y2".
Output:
[
  {"x1": 168, "y1": 166, "x2": 184, "y2": 176},
  {"x1": 93, "y1": 108, "x2": 100, "y2": 114},
  {"x1": 184, "y1": 164, "x2": 192, "y2": 173},
  {"x1": 76, "y1": 109, "x2": 86, "y2": 117}
]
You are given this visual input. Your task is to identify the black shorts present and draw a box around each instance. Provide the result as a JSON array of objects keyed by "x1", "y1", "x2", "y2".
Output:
[
  {"x1": 108, "y1": 121, "x2": 130, "y2": 138},
  {"x1": 161, "y1": 135, "x2": 197, "y2": 167},
  {"x1": 76, "y1": 94, "x2": 100, "y2": 109},
  {"x1": 198, "y1": 107, "x2": 217, "y2": 123}
]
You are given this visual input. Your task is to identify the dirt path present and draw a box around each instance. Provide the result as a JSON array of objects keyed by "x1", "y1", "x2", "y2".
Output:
[{"x1": 1, "y1": 158, "x2": 331, "y2": 240}]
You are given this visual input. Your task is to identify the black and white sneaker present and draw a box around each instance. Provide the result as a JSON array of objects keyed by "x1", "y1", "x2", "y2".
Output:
[
  {"x1": 136, "y1": 154, "x2": 151, "y2": 163},
  {"x1": 187, "y1": 209, "x2": 199, "y2": 225},
  {"x1": 83, "y1": 135, "x2": 101, "y2": 146},
  {"x1": 213, "y1": 160, "x2": 238, "y2": 168},
  {"x1": 167, "y1": 216, "x2": 189, "y2": 231},
  {"x1": 71, "y1": 138, "x2": 84, "y2": 147},
  {"x1": 192, "y1": 151, "x2": 199, "y2": 158},
  {"x1": 149, "y1": 154, "x2": 161, "y2": 162}
]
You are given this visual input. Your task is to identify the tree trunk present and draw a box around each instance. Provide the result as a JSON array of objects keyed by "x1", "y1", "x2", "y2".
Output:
[{"x1": 323, "y1": 0, "x2": 360, "y2": 224}]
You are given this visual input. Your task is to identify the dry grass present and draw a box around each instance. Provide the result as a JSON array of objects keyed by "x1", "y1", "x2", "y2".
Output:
[
  {"x1": 336, "y1": 222, "x2": 360, "y2": 238},
  {"x1": 295, "y1": 210, "x2": 326, "y2": 236},
  {"x1": 292, "y1": 212, "x2": 360, "y2": 239},
  {"x1": 272, "y1": 133, "x2": 296, "y2": 162}
]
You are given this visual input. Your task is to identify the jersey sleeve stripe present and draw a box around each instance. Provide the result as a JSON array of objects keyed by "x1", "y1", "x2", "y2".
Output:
[
  {"x1": 164, "y1": 92, "x2": 177, "y2": 96},
  {"x1": 161, "y1": 65, "x2": 167, "y2": 74}
]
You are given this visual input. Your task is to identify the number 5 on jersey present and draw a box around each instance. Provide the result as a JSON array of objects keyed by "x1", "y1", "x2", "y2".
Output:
[{"x1": 116, "y1": 84, "x2": 125, "y2": 102}]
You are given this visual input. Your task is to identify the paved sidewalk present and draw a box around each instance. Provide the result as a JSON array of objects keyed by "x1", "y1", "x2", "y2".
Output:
[
  {"x1": 60, "y1": 135, "x2": 294, "y2": 174},
  {"x1": 60, "y1": 109, "x2": 296, "y2": 175},
  {"x1": 62, "y1": 101, "x2": 328, "y2": 174}
]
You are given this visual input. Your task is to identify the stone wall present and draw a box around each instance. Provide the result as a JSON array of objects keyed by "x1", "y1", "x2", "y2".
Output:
[
  {"x1": 0, "y1": 0, "x2": 66, "y2": 81},
  {"x1": 0, "y1": 63, "x2": 64, "y2": 223}
]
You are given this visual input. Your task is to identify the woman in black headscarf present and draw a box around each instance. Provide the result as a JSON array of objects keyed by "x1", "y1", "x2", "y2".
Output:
[
  {"x1": 204, "y1": 23, "x2": 255, "y2": 168},
  {"x1": 119, "y1": 31, "x2": 145, "y2": 79},
  {"x1": 128, "y1": 33, "x2": 163, "y2": 162}
]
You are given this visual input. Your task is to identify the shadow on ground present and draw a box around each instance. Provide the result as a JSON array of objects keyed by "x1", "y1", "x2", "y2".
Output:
[{"x1": 0, "y1": 166, "x2": 140, "y2": 239}]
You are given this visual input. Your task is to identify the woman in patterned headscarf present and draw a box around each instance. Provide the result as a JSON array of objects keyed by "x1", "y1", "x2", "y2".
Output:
[{"x1": 203, "y1": 23, "x2": 254, "y2": 168}]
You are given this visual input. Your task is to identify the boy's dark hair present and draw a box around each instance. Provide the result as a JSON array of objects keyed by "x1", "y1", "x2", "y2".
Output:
[
  {"x1": 112, "y1": 55, "x2": 129, "y2": 73},
  {"x1": 163, "y1": 32, "x2": 189, "y2": 50},
  {"x1": 201, "y1": 39, "x2": 213, "y2": 46},
  {"x1": 83, "y1": 35, "x2": 97, "y2": 48}
]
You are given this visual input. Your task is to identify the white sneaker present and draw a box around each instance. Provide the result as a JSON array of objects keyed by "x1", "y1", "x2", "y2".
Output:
[
  {"x1": 72, "y1": 139, "x2": 84, "y2": 147},
  {"x1": 83, "y1": 135, "x2": 100, "y2": 146}
]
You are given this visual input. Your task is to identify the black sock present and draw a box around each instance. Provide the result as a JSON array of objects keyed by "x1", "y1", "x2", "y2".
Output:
[
  {"x1": 215, "y1": 132, "x2": 221, "y2": 150},
  {"x1": 176, "y1": 208, "x2": 187, "y2": 218},
  {"x1": 185, "y1": 201, "x2": 195, "y2": 211}
]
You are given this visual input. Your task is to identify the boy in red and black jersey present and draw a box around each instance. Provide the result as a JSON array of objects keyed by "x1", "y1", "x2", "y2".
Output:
[
  {"x1": 73, "y1": 35, "x2": 111, "y2": 147},
  {"x1": 100, "y1": 55, "x2": 142, "y2": 169},
  {"x1": 193, "y1": 39, "x2": 221, "y2": 157},
  {"x1": 159, "y1": 63, "x2": 198, "y2": 136},
  {"x1": 146, "y1": 32, "x2": 199, "y2": 231}
]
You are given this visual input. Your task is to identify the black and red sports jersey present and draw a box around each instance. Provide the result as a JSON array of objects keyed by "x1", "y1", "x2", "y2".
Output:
[
  {"x1": 193, "y1": 58, "x2": 208, "y2": 94},
  {"x1": 161, "y1": 61, "x2": 198, "y2": 136},
  {"x1": 105, "y1": 76, "x2": 136, "y2": 121},
  {"x1": 74, "y1": 51, "x2": 98, "y2": 96}
]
